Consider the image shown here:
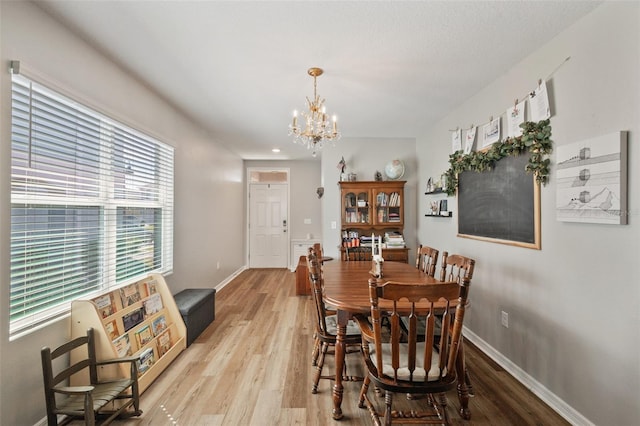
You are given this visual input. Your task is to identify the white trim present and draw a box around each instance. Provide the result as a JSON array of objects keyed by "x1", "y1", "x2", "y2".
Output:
[
  {"x1": 463, "y1": 327, "x2": 594, "y2": 426},
  {"x1": 214, "y1": 266, "x2": 247, "y2": 292}
]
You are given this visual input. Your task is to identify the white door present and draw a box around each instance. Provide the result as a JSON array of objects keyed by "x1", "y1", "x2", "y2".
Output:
[{"x1": 249, "y1": 183, "x2": 288, "y2": 268}]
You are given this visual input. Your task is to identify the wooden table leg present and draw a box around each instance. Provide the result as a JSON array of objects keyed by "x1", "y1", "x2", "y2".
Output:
[
  {"x1": 332, "y1": 310, "x2": 349, "y2": 420},
  {"x1": 456, "y1": 341, "x2": 471, "y2": 420}
]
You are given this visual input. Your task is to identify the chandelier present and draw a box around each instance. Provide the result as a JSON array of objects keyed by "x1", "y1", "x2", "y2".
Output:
[{"x1": 288, "y1": 67, "x2": 341, "y2": 156}]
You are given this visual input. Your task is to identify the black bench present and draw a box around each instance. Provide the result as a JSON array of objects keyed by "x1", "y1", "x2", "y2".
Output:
[{"x1": 173, "y1": 288, "x2": 216, "y2": 347}]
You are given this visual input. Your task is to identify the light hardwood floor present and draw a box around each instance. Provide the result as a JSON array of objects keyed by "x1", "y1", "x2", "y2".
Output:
[{"x1": 110, "y1": 268, "x2": 569, "y2": 426}]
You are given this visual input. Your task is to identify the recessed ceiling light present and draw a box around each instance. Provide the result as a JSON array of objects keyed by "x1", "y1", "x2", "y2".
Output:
[{"x1": 272, "y1": 148, "x2": 281, "y2": 153}]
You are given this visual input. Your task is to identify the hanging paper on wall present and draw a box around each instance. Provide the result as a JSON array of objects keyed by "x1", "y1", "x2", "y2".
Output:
[
  {"x1": 529, "y1": 80, "x2": 551, "y2": 122},
  {"x1": 481, "y1": 118, "x2": 501, "y2": 149},
  {"x1": 464, "y1": 126, "x2": 477, "y2": 154},
  {"x1": 506, "y1": 99, "x2": 526, "y2": 137},
  {"x1": 451, "y1": 128, "x2": 462, "y2": 153}
]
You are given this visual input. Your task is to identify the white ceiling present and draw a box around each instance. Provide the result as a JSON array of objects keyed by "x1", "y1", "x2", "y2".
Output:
[{"x1": 35, "y1": 1, "x2": 601, "y2": 160}]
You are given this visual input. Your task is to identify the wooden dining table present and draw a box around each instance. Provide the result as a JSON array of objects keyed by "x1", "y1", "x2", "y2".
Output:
[{"x1": 321, "y1": 260, "x2": 472, "y2": 421}]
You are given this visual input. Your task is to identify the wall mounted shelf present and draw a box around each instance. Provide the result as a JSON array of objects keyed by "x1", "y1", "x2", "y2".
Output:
[{"x1": 425, "y1": 212, "x2": 453, "y2": 218}]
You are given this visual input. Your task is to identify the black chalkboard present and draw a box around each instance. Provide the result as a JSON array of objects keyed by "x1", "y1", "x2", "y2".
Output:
[{"x1": 457, "y1": 154, "x2": 540, "y2": 249}]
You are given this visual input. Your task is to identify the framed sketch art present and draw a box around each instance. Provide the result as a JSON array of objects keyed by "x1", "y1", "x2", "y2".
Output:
[{"x1": 556, "y1": 131, "x2": 628, "y2": 224}]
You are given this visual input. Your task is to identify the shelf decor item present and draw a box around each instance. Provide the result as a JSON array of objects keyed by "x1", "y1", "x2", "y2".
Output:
[{"x1": 384, "y1": 159, "x2": 405, "y2": 180}]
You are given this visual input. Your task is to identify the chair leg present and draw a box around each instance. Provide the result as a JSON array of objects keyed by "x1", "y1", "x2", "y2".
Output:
[
  {"x1": 312, "y1": 342, "x2": 328, "y2": 394},
  {"x1": 132, "y1": 380, "x2": 142, "y2": 415},
  {"x1": 85, "y1": 394, "x2": 96, "y2": 426},
  {"x1": 437, "y1": 392, "x2": 450, "y2": 425},
  {"x1": 311, "y1": 333, "x2": 320, "y2": 366},
  {"x1": 358, "y1": 375, "x2": 371, "y2": 408},
  {"x1": 384, "y1": 391, "x2": 393, "y2": 426},
  {"x1": 465, "y1": 367, "x2": 474, "y2": 396}
]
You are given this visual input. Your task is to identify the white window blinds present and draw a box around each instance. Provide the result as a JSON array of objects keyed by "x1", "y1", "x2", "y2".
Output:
[{"x1": 10, "y1": 72, "x2": 174, "y2": 336}]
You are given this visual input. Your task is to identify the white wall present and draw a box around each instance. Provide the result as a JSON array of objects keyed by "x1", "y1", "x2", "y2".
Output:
[
  {"x1": 320, "y1": 137, "x2": 418, "y2": 259},
  {"x1": 0, "y1": 2, "x2": 245, "y2": 425},
  {"x1": 416, "y1": 3, "x2": 639, "y2": 425}
]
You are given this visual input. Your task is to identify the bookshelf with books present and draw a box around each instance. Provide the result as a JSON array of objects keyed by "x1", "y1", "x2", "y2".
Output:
[
  {"x1": 70, "y1": 273, "x2": 187, "y2": 392},
  {"x1": 339, "y1": 181, "x2": 409, "y2": 262}
]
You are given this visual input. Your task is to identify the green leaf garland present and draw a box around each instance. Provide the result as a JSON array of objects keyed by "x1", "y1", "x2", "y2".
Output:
[{"x1": 443, "y1": 119, "x2": 552, "y2": 196}]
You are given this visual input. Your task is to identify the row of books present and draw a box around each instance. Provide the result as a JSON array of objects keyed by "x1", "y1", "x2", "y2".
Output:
[
  {"x1": 93, "y1": 278, "x2": 159, "y2": 319},
  {"x1": 376, "y1": 192, "x2": 401, "y2": 207},
  {"x1": 113, "y1": 293, "x2": 165, "y2": 334},
  {"x1": 134, "y1": 325, "x2": 173, "y2": 377},
  {"x1": 137, "y1": 326, "x2": 173, "y2": 375},
  {"x1": 110, "y1": 311, "x2": 170, "y2": 351},
  {"x1": 112, "y1": 325, "x2": 173, "y2": 373}
]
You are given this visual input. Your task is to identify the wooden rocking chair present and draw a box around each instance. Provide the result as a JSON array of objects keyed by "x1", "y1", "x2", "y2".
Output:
[{"x1": 41, "y1": 328, "x2": 142, "y2": 425}]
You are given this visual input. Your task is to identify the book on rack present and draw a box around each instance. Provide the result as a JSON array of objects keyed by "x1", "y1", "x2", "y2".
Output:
[
  {"x1": 134, "y1": 324, "x2": 154, "y2": 347},
  {"x1": 113, "y1": 333, "x2": 132, "y2": 357},
  {"x1": 119, "y1": 283, "x2": 142, "y2": 307},
  {"x1": 151, "y1": 314, "x2": 168, "y2": 335},
  {"x1": 93, "y1": 293, "x2": 116, "y2": 318},
  {"x1": 137, "y1": 347, "x2": 155, "y2": 376},
  {"x1": 143, "y1": 278, "x2": 159, "y2": 297},
  {"x1": 156, "y1": 329, "x2": 172, "y2": 357},
  {"x1": 122, "y1": 307, "x2": 145, "y2": 332},
  {"x1": 105, "y1": 319, "x2": 120, "y2": 340},
  {"x1": 143, "y1": 293, "x2": 163, "y2": 317}
]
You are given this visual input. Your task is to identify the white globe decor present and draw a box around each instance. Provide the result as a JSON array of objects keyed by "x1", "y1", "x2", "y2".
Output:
[{"x1": 384, "y1": 159, "x2": 405, "y2": 180}]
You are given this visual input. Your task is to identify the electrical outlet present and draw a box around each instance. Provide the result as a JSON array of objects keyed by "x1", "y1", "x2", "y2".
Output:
[
  {"x1": 304, "y1": 218, "x2": 312, "y2": 224},
  {"x1": 501, "y1": 311, "x2": 509, "y2": 328},
  {"x1": 216, "y1": 261, "x2": 221, "y2": 270},
  {"x1": 331, "y1": 221, "x2": 337, "y2": 229}
]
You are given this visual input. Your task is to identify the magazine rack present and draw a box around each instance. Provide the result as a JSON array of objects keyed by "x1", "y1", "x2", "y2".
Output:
[{"x1": 70, "y1": 273, "x2": 187, "y2": 393}]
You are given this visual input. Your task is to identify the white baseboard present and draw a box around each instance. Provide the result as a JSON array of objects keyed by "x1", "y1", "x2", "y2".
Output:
[
  {"x1": 463, "y1": 327, "x2": 593, "y2": 426},
  {"x1": 215, "y1": 265, "x2": 246, "y2": 292}
]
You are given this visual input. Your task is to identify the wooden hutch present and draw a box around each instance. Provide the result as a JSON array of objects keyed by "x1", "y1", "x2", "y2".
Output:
[{"x1": 339, "y1": 180, "x2": 409, "y2": 263}]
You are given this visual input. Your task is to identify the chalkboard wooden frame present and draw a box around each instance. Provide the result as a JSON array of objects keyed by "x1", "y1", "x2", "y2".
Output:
[{"x1": 457, "y1": 154, "x2": 541, "y2": 249}]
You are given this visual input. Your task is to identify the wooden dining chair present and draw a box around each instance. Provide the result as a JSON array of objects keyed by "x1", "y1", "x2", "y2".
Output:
[
  {"x1": 439, "y1": 251, "x2": 476, "y2": 402},
  {"x1": 439, "y1": 251, "x2": 475, "y2": 285},
  {"x1": 355, "y1": 277, "x2": 471, "y2": 425},
  {"x1": 310, "y1": 242, "x2": 326, "y2": 366},
  {"x1": 415, "y1": 244, "x2": 439, "y2": 277},
  {"x1": 41, "y1": 327, "x2": 142, "y2": 426},
  {"x1": 400, "y1": 244, "x2": 441, "y2": 339},
  {"x1": 307, "y1": 248, "x2": 363, "y2": 394}
]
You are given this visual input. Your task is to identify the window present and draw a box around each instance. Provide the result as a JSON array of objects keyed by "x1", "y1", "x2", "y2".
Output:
[{"x1": 10, "y1": 73, "x2": 174, "y2": 336}]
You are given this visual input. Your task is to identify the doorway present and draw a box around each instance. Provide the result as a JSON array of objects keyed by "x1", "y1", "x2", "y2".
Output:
[{"x1": 247, "y1": 169, "x2": 289, "y2": 268}]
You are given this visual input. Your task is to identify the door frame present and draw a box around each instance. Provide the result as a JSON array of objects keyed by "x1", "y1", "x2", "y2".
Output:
[{"x1": 246, "y1": 167, "x2": 291, "y2": 268}]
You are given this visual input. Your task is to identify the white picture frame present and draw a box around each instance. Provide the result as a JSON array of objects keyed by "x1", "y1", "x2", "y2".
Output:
[{"x1": 556, "y1": 131, "x2": 628, "y2": 224}]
